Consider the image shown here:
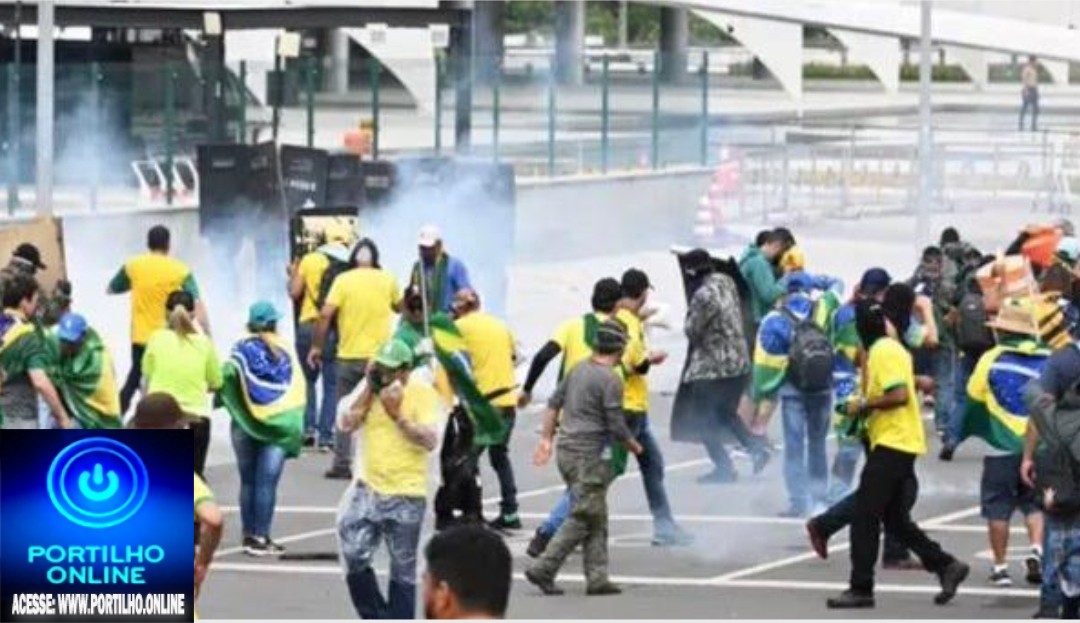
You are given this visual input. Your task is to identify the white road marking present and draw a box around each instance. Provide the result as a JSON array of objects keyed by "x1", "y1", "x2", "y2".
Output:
[{"x1": 720, "y1": 577, "x2": 1039, "y2": 598}]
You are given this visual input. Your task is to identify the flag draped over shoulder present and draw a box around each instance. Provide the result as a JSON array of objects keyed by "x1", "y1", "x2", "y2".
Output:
[
  {"x1": 51, "y1": 329, "x2": 121, "y2": 429},
  {"x1": 962, "y1": 341, "x2": 1049, "y2": 453},
  {"x1": 217, "y1": 334, "x2": 305, "y2": 458},
  {"x1": 397, "y1": 314, "x2": 508, "y2": 447}
]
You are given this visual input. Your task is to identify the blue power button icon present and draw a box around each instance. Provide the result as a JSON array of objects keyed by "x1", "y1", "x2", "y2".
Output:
[{"x1": 47, "y1": 438, "x2": 149, "y2": 529}]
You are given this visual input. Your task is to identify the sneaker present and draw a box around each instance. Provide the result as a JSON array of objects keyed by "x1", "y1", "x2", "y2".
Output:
[
  {"x1": 806, "y1": 519, "x2": 828, "y2": 560},
  {"x1": 324, "y1": 467, "x2": 351, "y2": 480},
  {"x1": 652, "y1": 524, "x2": 694, "y2": 547},
  {"x1": 317, "y1": 443, "x2": 333, "y2": 454},
  {"x1": 302, "y1": 434, "x2": 317, "y2": 448},
  {"x1": 935, "y1": 560, "x2": 970, "y2": 605},
  {"x1": 1026, "y1": 554, "x2": 1043, "y2": 585},
  {"x1": 265, "y1": 539, "x2": 286, "y2": 556},
  {"x1": 523, "y1": 568, "x2": 564, "y2": 596},
  {"x1": 697, "y1": 470, "x2": 737, "y2": 485},
  {"x1": 243, "y1": 536, "x2": 272, "y2": 557},
  {"x1": 990, "y1": 566, "x2": 1013, "y2": 587},
  {"x1": 489, "y1": 514, "x2": 523, "y2": 532},
  {"x1": 526, "y1": 529, "x2": 552, "y2": 559},
  {"x1": 826, "y1": 590, "x2": 875, "y2": 609},
  {"x1": 586, "y1": 582, "x2": 622, "y2": 596},
  {"x1": 938, "y1": 444, "x2": 955, "y2": 462}
]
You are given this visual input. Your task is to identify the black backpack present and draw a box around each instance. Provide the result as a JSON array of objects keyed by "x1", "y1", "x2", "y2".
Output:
[
  {"x1": 955, "y1": 291, "x2": 995, "y2": 354},
  {"x1": 1035, "y1": 381, "x2": 1080, "y2": 517},
  {"x1": 315, "y1": 255, "x2": 352, "y2": 310},
  {"x1": 782, "y1": 304, "x2": 834, "y2": 393}
]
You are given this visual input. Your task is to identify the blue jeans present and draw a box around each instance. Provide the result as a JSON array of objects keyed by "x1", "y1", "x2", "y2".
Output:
[
  {"x1": 337, "y1": 483, "x2": 425, "y2": 620},
  {"x1": 538, "y1": 413, "x2": 678, "y2": 538},
  {"x1": 780, "y1": 391, "x2": 832, "y2": 514},
  {"x1": 230, "y1": 420, "x2": 288, "y2": 538},
  {"x1": 931, "y1": 346, "x2": 957, "y2": 434},
  {"x1": 1040, "y1": 514, "x2": 1080, "y2": 615},
  {"x1": 295, "y1": 321, "x2": 338, "y2": 445},
  {"x1": 946, "y1": 351, "x2": 978, "y2": 448}
]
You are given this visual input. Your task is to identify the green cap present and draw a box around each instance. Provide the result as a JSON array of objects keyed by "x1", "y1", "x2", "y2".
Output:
[
  {"x1": 247, "y1": 300, "x2": 281, "y2": 330},
  {"x1": 375, "y1": 339, "x2": 414, "y2": 370}
]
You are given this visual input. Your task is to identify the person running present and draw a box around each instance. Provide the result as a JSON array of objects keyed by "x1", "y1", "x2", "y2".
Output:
[
  {"x1": 410, "y1": 225, "x2": 472, "y2": 314},
  {"x1": 525, "y1": 319, "x2": 644, "y2": 597},
  {"x1": 423, "y1": 525, "x2": 512, "y2": 620},
  {"x1": 826, "y1": 299, "x2": 969, "y2": 610},
  {"x1": 310, "y1": 238, "x2": 401, "y2": 480},
  {"x1": 290, "y1": 222, "x2": 355, "y2": 451},
  {"x1": 957, "y1": 296, "x2": 1047, "y2": 588},
  {"x1": 336, "y1": 339, "x2": 440, "y2": 620},
  {"x1": 129, "y1": 392, "x2": 223, "y2": 621},
  {"x1": 0, "y1": 274, "x2": 72, "y2": 429},
  {"x1": 141, "y1": 290, "x2": 222, "y2": 478},
  {"x1": 519, "y1": 278, "x2": 623, "y2": 556},
  {"x1": 218, "y1": 301, "x2": 306, "y2": 557},
  {"x1": 451, "y1": 289, "x2": 521, "y2": 531},
  {"x1": 109, "y1": 225, "x2": 208, "y2": 415},
  {"x1": 614, "y1": 268, "x2": 693, "y2": 544},
  {"x1": 678, "y1": 249, "x2": 770, "y2": 484},
  {"x1": 753, "y1": 272, "x2": 835, "y2": 517},
  {"x1": 50, "y1": 312, "x2": 122, "y2": 429},
  {"x1": 1020, "y1": 55, "x2": 1040, "y2": 132}
]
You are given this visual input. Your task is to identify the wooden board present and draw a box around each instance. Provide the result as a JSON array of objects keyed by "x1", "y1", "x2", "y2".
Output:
[{"x1": 0, "y1": 216, "x2": 67, "y2": 292}]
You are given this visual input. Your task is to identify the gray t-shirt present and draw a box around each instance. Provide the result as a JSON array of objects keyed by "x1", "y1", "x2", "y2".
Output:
[{"x1": 548, "y1": 360, "x2": 633, "y2": 459}]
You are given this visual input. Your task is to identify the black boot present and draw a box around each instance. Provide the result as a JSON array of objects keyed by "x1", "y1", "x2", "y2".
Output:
[
  {"x1": 934, "y1": 560, "x2": 970, "y2": 606},
  {"x1": 827, "y1": 590, "x2": 875, "y2": 609}
]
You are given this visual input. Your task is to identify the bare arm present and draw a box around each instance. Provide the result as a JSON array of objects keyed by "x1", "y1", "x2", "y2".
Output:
[
  {"x1": 308, "y1": 304, "x2": 337, "y2": 369},
  {"x1": 339, "y1": 385, "x2": 375, "y2": 433},
  {"x1": 194, "y1": 501, "x2": 224, "y2": 599},
  {"x1": 29, "y1": 370, "x2": 72, "y2": 428}
]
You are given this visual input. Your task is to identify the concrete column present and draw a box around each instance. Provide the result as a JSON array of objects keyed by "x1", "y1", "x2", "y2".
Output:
[
  {"x1": 473, "y1": 0, "x2": 504, "y2": 85},
  {"x1": 660, "y1": 6, "x2": 689, "y2": 84},
  {"x1": 35, "y1": 0, "x2": 55, "y2": 215},
  {"x1": 618, "y1": 1, "x2": 629, "y2": 49},
  {"x1": 554, "y1": 1, "x2": 584, "y2": 85},
  {"x1": 329, "y1": 28, "x2": 350, "y2": 94}
]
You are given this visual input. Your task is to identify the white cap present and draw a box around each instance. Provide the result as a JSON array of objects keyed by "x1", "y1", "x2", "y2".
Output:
[{"x1": 418, "y1": 224, "x2": 441, "y2": 248}]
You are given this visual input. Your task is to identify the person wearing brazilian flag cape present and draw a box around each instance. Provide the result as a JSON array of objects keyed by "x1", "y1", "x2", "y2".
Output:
[
  {"x1": 958, "y1": 295, "x2": 1053, "y2": 588},
  {"x1": 393, "y1": 285, "x2": 509, "y2": 529},
  {"x1": 216, "y1": 301, "x2": 305, "y2": 558},
  {"x1": 48, "y1": 312, "x2": 122, "y2": 430}
]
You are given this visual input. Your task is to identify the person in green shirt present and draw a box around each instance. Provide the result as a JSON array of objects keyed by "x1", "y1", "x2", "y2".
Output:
[
  {"x1": 141, "y1": 290, "x2": 222, "y2": 477},
  {"x1": 739, "y1": 231, "x2": 788, "y2": 336}
]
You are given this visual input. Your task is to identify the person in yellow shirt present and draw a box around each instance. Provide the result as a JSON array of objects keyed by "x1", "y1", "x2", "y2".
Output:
[
  {"x1": 336, "y1": 339, "x2": 440, "y2": 620},
  {"x1": 288, "y1": 224, "x2": 355, "y2": 451},
  {"x1": 451, "y1": 289, "x2": 520, "y2": 531},
  {"x1": 108, "y1": 225, "x2": 208, "y2": 415},
  {"x1": 827, "y1": 299, "x2": 969, "y2": 610},
  {"x1": 310, "y1": 238, "x2": 402, "y2": 480},
  {"x1": 615, "y1": 268, "x2": 693, "y2": 547}
]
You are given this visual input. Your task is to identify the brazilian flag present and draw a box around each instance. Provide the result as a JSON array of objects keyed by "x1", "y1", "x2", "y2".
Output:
[
  {"x1": 962, "y1": 340, "x2": 1049, "y2": 453},
  {"x1": 217, "y1": 334, "x2": 306, "y2": 458},
  {"x1": 396, "y1": 313, "x2": 508, "y2": 447},
  {"x1": 50, "y1": 329, "x2": 122, "y2": 430}
]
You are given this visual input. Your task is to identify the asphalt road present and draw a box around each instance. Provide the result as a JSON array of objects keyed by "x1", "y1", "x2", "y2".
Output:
[{"x1": 198, "y1": 393, "x2": 1041, "y2": 620}]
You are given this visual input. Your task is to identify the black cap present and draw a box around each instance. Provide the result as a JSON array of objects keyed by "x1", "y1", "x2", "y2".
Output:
[
  {"x1": 683, "y1": 248, "x2": 714, "y2": 277},
  {"x1": 13, "y1": 243, "x2": 46, "y2": 270},
  {"x1": 621, "y1": 268, "x2": 652, "y2": 299},
  {"x1": 591, "y1": 278, "x2": 622, "y2": 313}
]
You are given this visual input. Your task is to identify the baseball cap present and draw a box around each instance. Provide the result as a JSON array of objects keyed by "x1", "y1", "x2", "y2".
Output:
[
  {"x1": 13, "y1": 243, "x2": 46, "y2": 270},
  {"x1": 57, "y1": 313, "x2": 88, "y2": 343},
  {"x1": 621, "y1": 268, "x2": 652, "y2": 299},
  {"x1": 779, "y1": 246, "x2": 805, "y2": 273},
  {"x1": 247, "y1": 300, "x2": 281, "y2": 330},
  {"x1": 591, "y1": 278, "x2": 623, "y2": 312},
  {"x1": 858, "y1": 267, "x2": 892, "y2": 296},
  {"x1": 418, "y1": 224, "x2": 441, "y2": 248},
  {"x1": 375, "y1": 339, "x2": 414, "y2": 370}
]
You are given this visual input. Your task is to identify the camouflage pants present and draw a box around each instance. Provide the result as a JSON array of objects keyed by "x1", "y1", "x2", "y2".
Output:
[{"x1": 529, "y1": 452, "x2": 614, "y2": 589}]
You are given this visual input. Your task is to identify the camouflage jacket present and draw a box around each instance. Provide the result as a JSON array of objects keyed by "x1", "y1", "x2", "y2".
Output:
[{"x1": 0, "y1": 260, "x2": 70, "y2": 326}]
